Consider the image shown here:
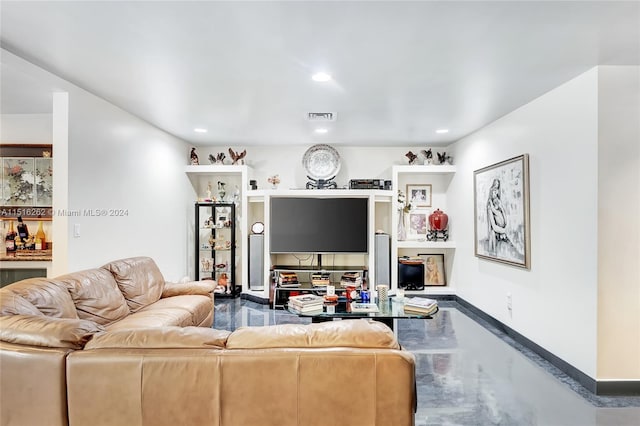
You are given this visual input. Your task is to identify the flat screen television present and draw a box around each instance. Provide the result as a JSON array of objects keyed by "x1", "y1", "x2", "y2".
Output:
[{"x1": 270, "y1": 197, "x2": 368, "y2": 254}]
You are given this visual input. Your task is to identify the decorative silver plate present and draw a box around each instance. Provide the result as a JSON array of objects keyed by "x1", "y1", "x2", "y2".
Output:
[{"x1": 302, "y1": 144, "x2": 341, "y2": 180}]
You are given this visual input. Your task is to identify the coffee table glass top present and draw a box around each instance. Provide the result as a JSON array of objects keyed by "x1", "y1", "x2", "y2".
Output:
[{"x1": 287, "y1": 297, "x2": 438, "y2": 320}]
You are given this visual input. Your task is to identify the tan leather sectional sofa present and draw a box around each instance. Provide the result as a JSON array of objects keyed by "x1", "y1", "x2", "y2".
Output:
[{"x1": 0, "y1": 257, "x2": 416, "y2": 426}]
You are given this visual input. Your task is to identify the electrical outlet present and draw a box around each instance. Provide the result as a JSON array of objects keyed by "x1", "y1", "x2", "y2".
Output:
[{"x1": 506, "y1": 293, "x2": 512, "y2": 310}]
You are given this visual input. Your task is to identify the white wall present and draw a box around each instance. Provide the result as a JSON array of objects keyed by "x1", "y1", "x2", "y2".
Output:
[
  {"x1": 448, "y1": 69, "x2": 600, "y2": 377},
  {"x1": 597, "y1": 66, "x2": 640, "y2": 379},
  {"x1": 0, "y1": 113, "x2": 52, "y2": 143},
  {"x1": 65, "y1": 89, "x2": 193, "y2": 281}
]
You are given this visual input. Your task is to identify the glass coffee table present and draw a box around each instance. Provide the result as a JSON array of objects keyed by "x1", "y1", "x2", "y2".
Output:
[{"x1": 287, "y1": 297, "x2": 438, "y2": 331}]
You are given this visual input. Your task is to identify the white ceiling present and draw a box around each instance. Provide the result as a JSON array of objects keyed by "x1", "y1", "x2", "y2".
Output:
[{"x1": 1, "y1": 1, "x2": 638, "y2": 147}]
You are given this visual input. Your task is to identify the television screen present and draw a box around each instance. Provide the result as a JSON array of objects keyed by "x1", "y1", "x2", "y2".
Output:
[{"x1": 270, "y1": 197, "x2": 368, "y2": 253}]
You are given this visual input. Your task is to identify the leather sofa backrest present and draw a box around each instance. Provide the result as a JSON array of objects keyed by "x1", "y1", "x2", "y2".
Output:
[
  {"x1": 2, "y1": 277, "x2": 78, "y2": 318},
  {"x1": 102, "y1": 256, "x2": 165, "y2": 312},
  {"x1": 57, "y1": 268, "x2": 130, "y2": 325}
]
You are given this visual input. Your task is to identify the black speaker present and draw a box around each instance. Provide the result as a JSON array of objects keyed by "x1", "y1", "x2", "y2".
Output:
[{"x1": 249, "y1": 234, "x2": 264, "y2": 290}]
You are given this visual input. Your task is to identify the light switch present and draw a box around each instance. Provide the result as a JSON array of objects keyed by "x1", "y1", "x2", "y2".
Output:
[{"x1": 74, "y1": 223, "x2": 81, "y2": 237}]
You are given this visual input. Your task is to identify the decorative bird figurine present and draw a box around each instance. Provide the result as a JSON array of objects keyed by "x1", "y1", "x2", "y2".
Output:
[
  {"x1": 405, "y1": 151, "x2": 418, "y2": 165},
  {"x1": 437, "y1": 152, "x2": 447, "y2": 164},
  {"x1": 216, "y1": 152, "x2": 226, "y2": 164},
  {"x1": 190, "y1": 147, "x2": 199, "y2": 165},
  {"x1": 228, "y1": 148, "x2": 247, "y2": 165}
]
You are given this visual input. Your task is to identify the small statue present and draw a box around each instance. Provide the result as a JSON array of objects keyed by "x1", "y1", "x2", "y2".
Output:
[
  {"x1": 206, "y1": 182, "x2": 213, "y2": 201},
  {"x1": 420, "y1": 149, "x2": 433, "y2": 165},
  {"x1": 232, "y1": 185, "x2": 240, "y2": 204},
  {"x1": 405, "y1": 151, "x2": 418, "y2": 165},
  {"x1": 228, "y1": 148, "x2": 247, "y2": 165},
  {"x1": 190, "y1": 147, "x2": 199, "y2": 165},
  {"x1": 217, "y1": 181, "x2": 226, "y2": 201},
  {"x1": 437, "y1": 152, "x2": 447, "y2": 164},
  {"x1": 208, "y1": 153, "x2": 226, "y2": 164}
]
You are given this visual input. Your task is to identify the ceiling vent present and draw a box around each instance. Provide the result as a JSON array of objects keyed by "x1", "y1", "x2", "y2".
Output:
[{"x1": 307, "y1": 112, "x2": 337, "y2": 122}]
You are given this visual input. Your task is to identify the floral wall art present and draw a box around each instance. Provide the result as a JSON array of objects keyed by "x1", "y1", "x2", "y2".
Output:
[{"x1": 0, "y1": 145, "x2": 53, "y2": 219}]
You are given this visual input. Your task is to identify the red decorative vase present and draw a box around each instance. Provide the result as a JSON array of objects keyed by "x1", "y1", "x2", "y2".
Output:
[{"x1": 429, "y1": 209, "x2": 449, "y2": 231}]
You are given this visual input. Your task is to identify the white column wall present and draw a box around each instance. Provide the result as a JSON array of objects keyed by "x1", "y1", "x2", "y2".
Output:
[
  {"x1": 66, "y1": 89, "x2": 193, "y2": 281},
  {"x1": 448, "y1": 69, "x2": 600, "y2": 377},
  {"x1": 597, "y1": 66, "x2": 640, "y2": 379}
]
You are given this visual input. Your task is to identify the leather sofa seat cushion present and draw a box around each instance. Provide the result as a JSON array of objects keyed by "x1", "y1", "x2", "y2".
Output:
[
  {"x1": 0, "y1": 315, "x2": 105, "y2": 349},
  {"x1": 57, "y1": 268, "x2": 130, "y2": 326},
  {"x1": 102, "y1": 257, "x2": 164, "y2": 312},
  {"x1": 105, "y1": 295, "x2": 212, "y2": 331},
  {"x1": 0, "y1": 291, "x2": 44, "y2": 316},
  {"x1": 226, "y1": 320, "x2": 400, "y2": 350},
  {"x1": 137, "y1": 295, "x2": 212, "y2": 325},
  {"x1": 85, "y1": 326, "x2": 230, "y2": 350},
  {"x1": 3, "y1": 277, "x2": 78, "y2": 319}
]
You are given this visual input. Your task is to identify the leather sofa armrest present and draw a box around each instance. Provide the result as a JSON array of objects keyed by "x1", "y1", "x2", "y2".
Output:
[
  {"x1": 162, "y1": 280, "x2": 215, "y2": 298},
  {"x1": 0, "y1": 315, "x2": 105, "y2": 349},
  {"x1": 84, "y1": 326, "x2": 230, "y2": 349}
]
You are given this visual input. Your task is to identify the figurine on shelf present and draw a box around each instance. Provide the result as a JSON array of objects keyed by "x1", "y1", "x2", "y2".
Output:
[
  {"x1": 206, "y1": 182, "x2": 213, "y2": 201},
  {"x1": 209, "y1": 152, "x2": 226, "y2": 164},
  {"x1": 420, "y1": 149, "x2": 433, "y2": 165},
  {"x1": 228, "y1": 148, "x2": 246, "y2": 165},
  {"x1": 267, "y1": 175, "x2": 280, "y2": 189},
  {"x1": 190, "y1": 147, "x2": 199, "y2": 165},
  {"x1": 437, "y1": 152, "x2": 447, "y2": 165},
  {"x1": 217, "y1": 181, "x2": 226, "y2": 201},
  {"x1": 405, "y1": 151, "x2": 418, "y2": 165},
  {"x1": 232, "y1": 185, "x2": 240, "y2": 204}
]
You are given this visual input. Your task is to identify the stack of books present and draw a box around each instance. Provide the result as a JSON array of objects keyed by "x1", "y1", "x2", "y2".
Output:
[
  {"x1": 403, "y1": 297, "x2": 438, "y2": 315},
  {"x1": 288, "y1": 294, "x2": 324, "y2": 314},
  {"x1": 311, "y1": 272, "x2": 331, "y2": 287},
  {"x1": 340, "y1": 272, "x2": 362, "y2": 288},
  {"x1": 278, "y1": 272, "x2": 299, "y2": 287}
]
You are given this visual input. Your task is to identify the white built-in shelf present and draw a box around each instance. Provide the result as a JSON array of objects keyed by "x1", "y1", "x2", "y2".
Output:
[
  {"x1": 246, "y1": 188, "x2": 393, "y2": 201},
  {"x1": 185, "y1": 164, "x2": 250, "y2": 175},
  {"x1": 393, "y1": 165, "x2": 456, "y2": 174},
  {"x1": 397, "y1": 240, "x2": 456, "y2": 249},
  {"x1": 404, "y1": 287, "x2": 456, "y2": 296}
]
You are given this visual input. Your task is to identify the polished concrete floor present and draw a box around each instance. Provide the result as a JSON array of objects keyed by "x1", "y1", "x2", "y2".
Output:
[{"x1": 214, "y1": 298, "x2": 640, "y2": 426}]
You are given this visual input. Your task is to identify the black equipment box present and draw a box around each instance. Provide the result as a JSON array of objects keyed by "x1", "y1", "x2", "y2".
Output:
[{"x1": 350, "y1": 179, "x2": 390, "y2": 190}]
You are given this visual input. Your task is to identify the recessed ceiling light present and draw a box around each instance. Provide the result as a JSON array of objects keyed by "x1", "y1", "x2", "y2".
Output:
[
  {"x1": 194, "y1": 128, "x2": 208, "y2": 133},
  {"x1": 315, "y1": 128, "x2": 329, "y2": 134},
  {"x1": 435, "y1": 129, "x2": 449, "y2": 134},
  {"x1": 312, "y1": 72, "x2": 332, "y2": 82}
]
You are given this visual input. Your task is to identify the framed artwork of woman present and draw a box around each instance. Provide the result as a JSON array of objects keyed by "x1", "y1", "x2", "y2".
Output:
[{"x1": 473, "y1": 154, "x2": 530, "y2": 269}]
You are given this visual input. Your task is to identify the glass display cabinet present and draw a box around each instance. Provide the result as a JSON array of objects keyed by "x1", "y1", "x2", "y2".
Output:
[{"x1": 194, "y1": 202, "x2": 237, "y2": 296}]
